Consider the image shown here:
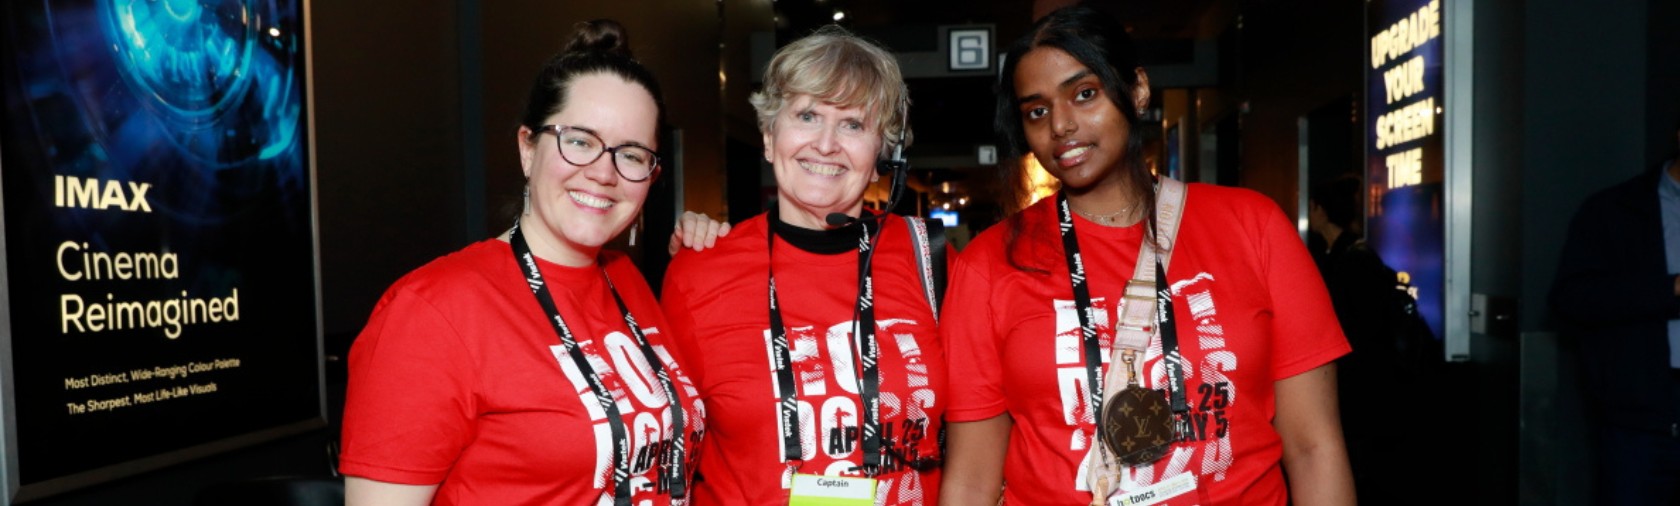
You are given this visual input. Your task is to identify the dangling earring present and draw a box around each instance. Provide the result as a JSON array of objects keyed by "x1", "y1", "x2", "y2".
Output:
[
  {"x1": 628, "y1": 212, "x2": 644, "y2": 247},
  {"x1": 509, "y1": 184, "x2": 531, "y2": 235}
]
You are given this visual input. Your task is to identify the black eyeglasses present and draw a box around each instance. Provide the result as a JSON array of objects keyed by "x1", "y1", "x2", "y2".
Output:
[{"x1": 536, "y1": 124, "x2": 659, "y2": 182}]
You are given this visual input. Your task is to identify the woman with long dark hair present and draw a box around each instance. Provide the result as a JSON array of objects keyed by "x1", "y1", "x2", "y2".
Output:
[{"x1": 940, "y1": 6, "x2": 1355, "y2": 505}]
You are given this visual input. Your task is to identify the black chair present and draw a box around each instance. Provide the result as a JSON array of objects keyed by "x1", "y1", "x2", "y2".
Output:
[{"x1": 192, "y1": 476, "x2": 343, "y2": 506}]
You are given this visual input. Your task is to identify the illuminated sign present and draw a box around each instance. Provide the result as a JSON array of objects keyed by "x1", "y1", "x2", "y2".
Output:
[
  {"x1": 1366, "y1": 0, "x2": 1446, "y2": 339},
  {"x1": 0, "y1": 0, "x2": 322, "y2": 502}
]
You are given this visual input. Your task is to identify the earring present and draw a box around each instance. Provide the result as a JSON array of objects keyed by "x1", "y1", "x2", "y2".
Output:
[
  {"x1": 627, "y1": 213, "x2": 644, "y2": 247},
  {"x1": 522, "y1": 185, "x2": 531, "y2": 216}
]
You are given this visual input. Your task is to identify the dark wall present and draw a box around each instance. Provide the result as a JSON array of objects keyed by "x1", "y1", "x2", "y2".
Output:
[
  {"x1": 1508, "y1": 0, "x2": 1673, "y2": 504},
  {"x1": 1519, "y1": 0, "x2": 1649, "y2": 334},
  {"x1": 1301, "y1": 96, "x2": 1359, "y2": 199},
  {"x1": 1467, "y1": 0, "x2": 1527, "y2": 502},
  {"x1": 1233, "y1": 0, "x2": 1365, "y2": 218},
  {"x1": 1651, "y1": 0, "x2": 1680, "y2": 167},
  {"x1": 314, "y1": 0, "x2": 472, "y2": 341}
]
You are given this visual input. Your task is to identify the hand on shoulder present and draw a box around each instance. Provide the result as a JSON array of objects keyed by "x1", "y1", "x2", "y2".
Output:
[{"x1": 668, "y1": 211, "x2": 732, "y2": 255}]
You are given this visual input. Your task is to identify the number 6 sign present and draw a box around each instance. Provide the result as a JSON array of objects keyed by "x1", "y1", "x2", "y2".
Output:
[{"x1": 948, "y1": 28, "x2": 991, "y2": 71}]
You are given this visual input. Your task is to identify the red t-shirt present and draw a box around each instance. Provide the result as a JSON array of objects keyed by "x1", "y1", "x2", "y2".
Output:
[
  {"x1": 341, "y1": 240, "x2": 705, "y2": 506},
  {"x1": 943, "y1": 185, "x2": 1349, "y2": 505},
  {"x1": 661, "y1": 214, "x2": 945, "y2": 505}
]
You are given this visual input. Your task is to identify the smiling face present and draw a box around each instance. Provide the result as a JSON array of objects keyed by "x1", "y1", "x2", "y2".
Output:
[
  {"x1": 765, "y1": 94, "x2": 883, "y2": 229},
  {"x1": 517, "y1": 72, "x2": 659, "y2": 266},
  {"x1": 1013, "y1": 47, "x2": 1148, "y2": 198}
]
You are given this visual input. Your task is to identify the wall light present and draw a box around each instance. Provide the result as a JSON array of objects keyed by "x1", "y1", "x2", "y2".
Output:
[
  {"x1": 832, "y1": 10, "x2": 846, "y2": 21},
  {"x1": 1024, "y1": 155, "x2": 1058, "y2": 207}
]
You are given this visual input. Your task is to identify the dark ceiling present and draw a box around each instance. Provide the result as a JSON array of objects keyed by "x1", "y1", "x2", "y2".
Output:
[{"x1": 770, "y1": 0, "x2": 1232, "y2": 43}]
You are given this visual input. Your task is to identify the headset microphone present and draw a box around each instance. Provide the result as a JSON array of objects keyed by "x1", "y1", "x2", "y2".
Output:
[
  {"x1": 874, "y1": 92, "x2": 913, "y2": 216},
  {"x1": 826, "y1": 212, "x2": 859, "y2": 227}
]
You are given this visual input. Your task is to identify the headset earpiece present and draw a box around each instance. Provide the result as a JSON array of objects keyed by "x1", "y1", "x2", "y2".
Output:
[{"x1": 875, "y1": 91, "x2": 912, "y2": 176}]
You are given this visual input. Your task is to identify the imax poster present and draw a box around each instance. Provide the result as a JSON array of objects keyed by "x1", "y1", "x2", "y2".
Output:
[{"x1": 1, "y1": 0, "x2": 320, "y2": 494}]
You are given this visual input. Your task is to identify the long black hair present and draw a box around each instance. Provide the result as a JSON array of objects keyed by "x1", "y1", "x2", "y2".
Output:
[{"x1": 994, "y1": 4, "x2": 1154, "y2": 272}]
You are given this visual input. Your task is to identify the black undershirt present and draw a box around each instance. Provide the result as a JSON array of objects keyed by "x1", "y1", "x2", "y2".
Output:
[{"x1": 767, "y1": 207, "x2": 872, "y2": 254}]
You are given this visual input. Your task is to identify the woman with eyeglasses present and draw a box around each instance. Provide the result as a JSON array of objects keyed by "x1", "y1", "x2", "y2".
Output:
[
  {"x1": 339, "y1": 19, "x2": 702, "y2": 506},
  {"x1": 939, "y1": 6, "x2": 1354, "y2": 506},
  {"x1": 659, "y1": 25, "x2": 946, "y2": 505}
]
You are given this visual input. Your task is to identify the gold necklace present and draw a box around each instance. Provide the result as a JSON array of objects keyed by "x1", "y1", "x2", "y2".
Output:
[{"x1": 1073, "y1": 204, "x2": 1134, "y2": 224}]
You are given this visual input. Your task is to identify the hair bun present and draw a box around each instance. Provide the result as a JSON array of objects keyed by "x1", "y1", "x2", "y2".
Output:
[{"x1": 566, "y1": 19, "x2": 633, "y2": 59}]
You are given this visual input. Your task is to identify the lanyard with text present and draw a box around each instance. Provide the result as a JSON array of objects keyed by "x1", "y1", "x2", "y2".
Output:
[
  {"x1": 509, "y1": 223, "x2": 687, "y2": 504},
  {"x1": 1054, "y1": 191, "x2": 1190, "y2": 440},
  {"x1": 767, "y1": 220, "x2": 885, "y2": 472}
]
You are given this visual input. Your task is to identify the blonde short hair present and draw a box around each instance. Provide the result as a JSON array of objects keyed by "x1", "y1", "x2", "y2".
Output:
[{"x1": 750, "y1": 25, "x2": 911, "y2": 158}]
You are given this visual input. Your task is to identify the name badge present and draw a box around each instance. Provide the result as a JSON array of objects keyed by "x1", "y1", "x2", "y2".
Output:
[
  {"x1": 1107, "y1": 472, "x2": 1197, "y2": 506},
  {"x1": 788, "y1": 473, "x2": 877, "y2": 506}
]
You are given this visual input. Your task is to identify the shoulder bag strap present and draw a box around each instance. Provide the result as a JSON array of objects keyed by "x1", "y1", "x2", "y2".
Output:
[
  {"x1": 903, "y1": 215, "x2": 942, "y2": 322},
  {"x1": 1114, "y1": 176, "x2": 1190, "y2": 344}
]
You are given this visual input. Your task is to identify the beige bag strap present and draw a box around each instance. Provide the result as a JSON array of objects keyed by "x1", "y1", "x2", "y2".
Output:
[
  {"x1": 1111, "y1": 175, "x2": 1187, "y2": 354},
  {"x1": 1087, "y1": 175, "x2": 1189, "y2": 500}
]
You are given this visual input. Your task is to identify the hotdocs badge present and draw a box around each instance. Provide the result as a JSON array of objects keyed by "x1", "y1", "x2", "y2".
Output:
[{"x1": 1108, "y1": 472, "x2": 1197, "y2": 506}]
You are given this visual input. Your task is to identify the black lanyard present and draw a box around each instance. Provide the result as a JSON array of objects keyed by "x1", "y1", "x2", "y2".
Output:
[
  {"x1": 1054, "y1": 193, "x2": 1190, "y2": 437},
  {"x1": 767, "y1": 218, "x2": 885, "y2": 472},
  {"x1": 509, "y1": 223, "x2": 687, "y2": 504}
]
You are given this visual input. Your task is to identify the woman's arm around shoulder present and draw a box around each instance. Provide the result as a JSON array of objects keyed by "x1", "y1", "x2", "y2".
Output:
[
  {"x1": 1273, "y1": 363, "x2": 1355, "y2": 505},
  {"x1": 667, "y1": 211, "x2": 732, "y2": 255}
]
